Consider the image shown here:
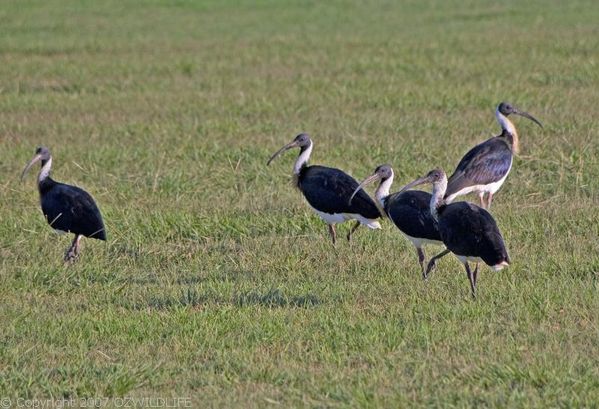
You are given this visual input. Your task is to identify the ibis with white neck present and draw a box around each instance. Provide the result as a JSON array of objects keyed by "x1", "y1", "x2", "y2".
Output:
[
  {"x1": 350, "y1": 164, "x2": 447, "y2": 278},
  {"x1": 400, "y1": 169, "x2": 510, "y2": 298},
  {"x1": 21, "y1": 146, "x2": 106, "y2": 262},
  {"x1": 444, "y1": 102, "x2": 543, "y2": 209},
  {"x1": 267, "y1": 133, "x2": 381, "y2": 244}
]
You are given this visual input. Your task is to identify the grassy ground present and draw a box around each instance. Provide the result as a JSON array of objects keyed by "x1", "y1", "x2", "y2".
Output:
[{"x1": 1, "y1": 0, "x2": 598, "y2": 407}]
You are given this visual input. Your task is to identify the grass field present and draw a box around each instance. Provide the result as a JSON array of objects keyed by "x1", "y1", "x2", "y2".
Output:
[{"x1": 1, "y1": 0, "x2": 599, "y2": 407}]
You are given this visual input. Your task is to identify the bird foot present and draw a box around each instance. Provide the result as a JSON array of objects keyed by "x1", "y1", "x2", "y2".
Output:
[{"x1": 64, "y1": 247, "x2": 79, "y2": 263}]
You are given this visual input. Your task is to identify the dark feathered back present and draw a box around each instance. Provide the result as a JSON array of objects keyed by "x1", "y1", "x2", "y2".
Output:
[
  {"x1": 445, "y1": 135, "x2": 513, "y2": 198},
  {"x1": 298, "y1": 165, "x2": 380, "y2": 219},
  {"x1": 385, "y1": 190, "x2": 441, "y2": 241},
  {"x1": 438, "y1": 202, "x2": 508, "y2": 266},
  {"x1": 40, "y1": 178, "x2": 107, "y2": 240}
]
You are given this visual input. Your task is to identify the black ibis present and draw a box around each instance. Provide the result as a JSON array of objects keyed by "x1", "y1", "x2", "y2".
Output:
[
  {"x1": 349, "y1": 164, "x2": 446, "y2": 278},
  {"x1": 267, "y1": 133, "x2": 381, "y2": 244},
  {"x1": 444, "y1": 102, "x2": 543, "y2": 209},
  {"x1": 399, "y1": 168, "x2": 510, "y2": 298},
  {"x1": 21, "y1": 146, "x2": 106, "y2": 262}
]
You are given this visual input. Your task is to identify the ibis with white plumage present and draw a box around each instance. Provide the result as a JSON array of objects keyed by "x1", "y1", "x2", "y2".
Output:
[
  {"x1": 267, "y1": 133, "x2": 381, "y2": 244},
  {"x1": 400, "y1": 168, "x2": 510, "y2": 298},
  {"x1": 21, "y1": 146, "x2": 106, "y2": 262},
  {"x1": 349, "y1": 164, "x2": 447, "y2": 278},
  {"x1": 444, "y1": 102, "x2": 543, "y2": 209}
]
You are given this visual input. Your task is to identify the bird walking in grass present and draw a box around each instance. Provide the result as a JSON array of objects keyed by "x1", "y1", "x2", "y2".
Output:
[
  {"x1": 444, "y1": 102, "x2": 543, "y2": 209},
  {"x1": 400, "y1": 169, "x2": 510, "y2": 298},
  {"x1": 21, "y1": 146, "x2": 106, "y2": 262},
  {"x1": 349, "y1": 164, "x2": 446, "y2": 278},
  {"x1": 267, "y1": 133, "x2": 381, "y2": 244}
]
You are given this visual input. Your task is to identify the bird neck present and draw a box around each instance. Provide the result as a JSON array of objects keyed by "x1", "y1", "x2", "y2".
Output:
[
  {"x1": 496, "y1": 109, "x2": 519, "y2": 154},
  {"x1": 38, "y1": 157, "x2": 52, "y2": 184},
  {"x1": 293, "y1": 141, "x2": 313, "y2": 175},
  {"x1": 375, "y1": 174, "x2": 394, "y2": 207},
  {"x1": 429, "y1": 176, "x2": 447, "y2": 221}
]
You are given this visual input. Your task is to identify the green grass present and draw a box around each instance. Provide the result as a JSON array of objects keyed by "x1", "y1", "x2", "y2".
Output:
[{"x1": 1, "y1": 0, "x2": 599, "y2": 407}]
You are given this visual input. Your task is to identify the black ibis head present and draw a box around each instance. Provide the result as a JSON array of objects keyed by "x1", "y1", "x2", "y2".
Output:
[
  {"x1": 497, "y1": 102, "x2": 543, "y2": 128},
  {"x1": 267, "y1": 133, "x2": 311, "y2": 165},
  {"x1": 21, "y1": 146, "x2": 52, "y2": 181},
  {"x1": 398, "y1": 169, "x2": 446, "y2": 194},
  {"x1": 349, "y1": 164, "x2": 393, "y2": 205}
]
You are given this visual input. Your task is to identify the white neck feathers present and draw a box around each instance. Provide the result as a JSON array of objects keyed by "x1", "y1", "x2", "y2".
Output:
[
  {"x1": 375, "y1": 173, "x2": 394, "y2": 206},
  {"x1": 496, "y1": 109, "x2": 519, "y2": 154},
  {"x1": 293, "y1": 141, "x2": 313, "y2": 175},
  {"x1": 38, "y1": 157, "x2": 52, "y2": 182},
  {"x1": 429, "y1": 176, "x2": 447, "y2": 221}
]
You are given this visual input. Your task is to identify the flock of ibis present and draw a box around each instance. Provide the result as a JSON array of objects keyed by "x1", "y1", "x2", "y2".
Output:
[
  {"x1": 267, "y1": 102, "x2": 542, "y2": 297},
  {"x1": 21, "y1": 102, "x2": 542, "y2": 297}
]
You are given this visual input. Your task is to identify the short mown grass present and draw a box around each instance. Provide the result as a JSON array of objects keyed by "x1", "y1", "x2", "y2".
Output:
[{"x1": 1, "y1": 0, "x2": 598, "y2": 407}]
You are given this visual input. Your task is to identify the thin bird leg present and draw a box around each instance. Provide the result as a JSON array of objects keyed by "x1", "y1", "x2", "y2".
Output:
[
  {"x1": 473, "y1": 263, "x2": 479, "y2": 288},
  {"x1": 478, "y1": 192, "x2": 487, "y2": 208},
  {"x1": 424, "y1": 249, "x2": 451, "y2": 279},
  {"x1": 346, "y1": 221, "x2": 361, "y2": 242},
  {"x1": 64, "y1": 234, "x2": 83, "y2": 262},
  {"x1": 486, "y1": 193, "x2": 494, "y2": 210},
  {"x1": 464, "y1": 262, "x2": 476, "y2": 299},
  {"x1": 328, "y1": 224, "x2": 337, "y2": 245},
  {"x1": 416, "y1": 247, "x2": 425, "y2": 278}
]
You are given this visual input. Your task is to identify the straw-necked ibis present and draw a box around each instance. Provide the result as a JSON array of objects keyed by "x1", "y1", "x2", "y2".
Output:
[
  {"x1": 21, "y1": 146, "x2": 106, "y2": 262},
  {"x1": 444, "y1": 102, "x2": 543, "y2": 209},
  {"x1": 400, "y1": 168, "x2": 510, "y2": 297},
  {"x1": 349, "y1": 164, "x2": 446, "y2": 277},
  {"x1": 267, "y1": 133, "x2": 381, "y2": 244}
]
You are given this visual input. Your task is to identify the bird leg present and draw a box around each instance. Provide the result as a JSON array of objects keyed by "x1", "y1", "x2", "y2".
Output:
[
  {"x1": 328, "y1": 225, "x2": 337, "y2": 246},
  {"x1": 346, "y1": 221, "x2": 361, "y2": 242},
  {"x1": 464, "y1": 262, "x2": 476, "y2": 299},
  {"x1": 416, "y1": 247, "x2": 425, "y2": 278},
  {"x1": 486, "y1": 193, "x2": 494, "y2": 210},
  {"x1": 478, "y1": 192, "x2": 487, "y2": 209},
  {"x1": 424, "y1": 249, "x2": 450, "y2": 279},
  {"x1": 64, "y1": 234, "x2": 83, "y2": 262}
]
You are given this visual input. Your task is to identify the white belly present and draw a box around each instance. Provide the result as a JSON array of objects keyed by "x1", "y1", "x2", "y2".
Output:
[
  {"x1": 455, "y1": 255, "x2": 509, "y2": 271},
  {"x1": 445, "y1": 161, "x2": 512, "y2": 203},
  {"x1": 456, "y1": 255, "x2": 484, "y2": 264},
  {"x1": 403, "y1": 234, "x2": 444, "y2": 249},
  {"x1": 311, "y1": 207, "x2": 381, "y2": 229}
]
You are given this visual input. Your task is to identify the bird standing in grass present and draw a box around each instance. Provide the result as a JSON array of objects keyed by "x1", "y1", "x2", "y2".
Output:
[
  {"x1": 21, "y1": 146, "x2": 106, "y2": 262},
  {"x1": 400, "y1": 168, "x2": 510, "y2": 298},
  {"x1": 444, "y1": 102, "x2": 543, "y2": 209},
  {"x1": 350, "y1": 164, "x2": 446, "y2": 278},
  {"x1": 267, "y1": 133, "x2": 381, "y2": 244}
]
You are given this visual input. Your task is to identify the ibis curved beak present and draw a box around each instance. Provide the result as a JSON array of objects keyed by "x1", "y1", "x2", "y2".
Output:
[
  {"x1": 398, "y1": 175, "x2": 431, "y2": 194},
  {"x1": 513, "y1": 109, "x2": 543, "y2": 129},
  {"x1": 349, "y1": 173, "x2": 380, "y2": 205},
  {"x1": 267, "y1": 141, "x2": 300, "y2": 166},
  {"x1": 21, "y1": 154, "x2": 42, "y2": 181}
]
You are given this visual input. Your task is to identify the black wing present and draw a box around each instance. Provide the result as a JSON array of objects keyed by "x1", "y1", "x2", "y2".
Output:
[
  {"x1": 298, "y1": 166, "x2": 380, "y2": 219},
  {"x1": 386, "y1": 190, "x2": 441, "y2": 241},
  {"x1": 439, "y1": 202, "x2": 508, "y2": 266},
  {"x1": 41, "y1": 182, "x2": 107, "y2": 240},
  {"x1": 445, "y1": 137, "x2": 513, "y2": 198}
]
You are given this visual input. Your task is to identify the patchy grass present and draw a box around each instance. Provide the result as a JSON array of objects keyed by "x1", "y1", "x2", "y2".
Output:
[{"x1": 1, "y1": 0, "x2": 598, "y2": 407}]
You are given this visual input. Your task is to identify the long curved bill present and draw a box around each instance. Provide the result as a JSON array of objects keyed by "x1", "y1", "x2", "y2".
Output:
[
  {"x1": 349, "y1": 173, "x2": 380, "y2": 205},
  {"x1": 513, "y1": 109, "x2": 543, "y2": 129},
  {"x1": 267, "y1": 141, "x2": 299, "y2": 166},
  {"x1": 398, "y1": 175, "x2": 430, "y2": 194},
  {"x1": 21, "y1": 154, "x2": 42, "y2": 181}
]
